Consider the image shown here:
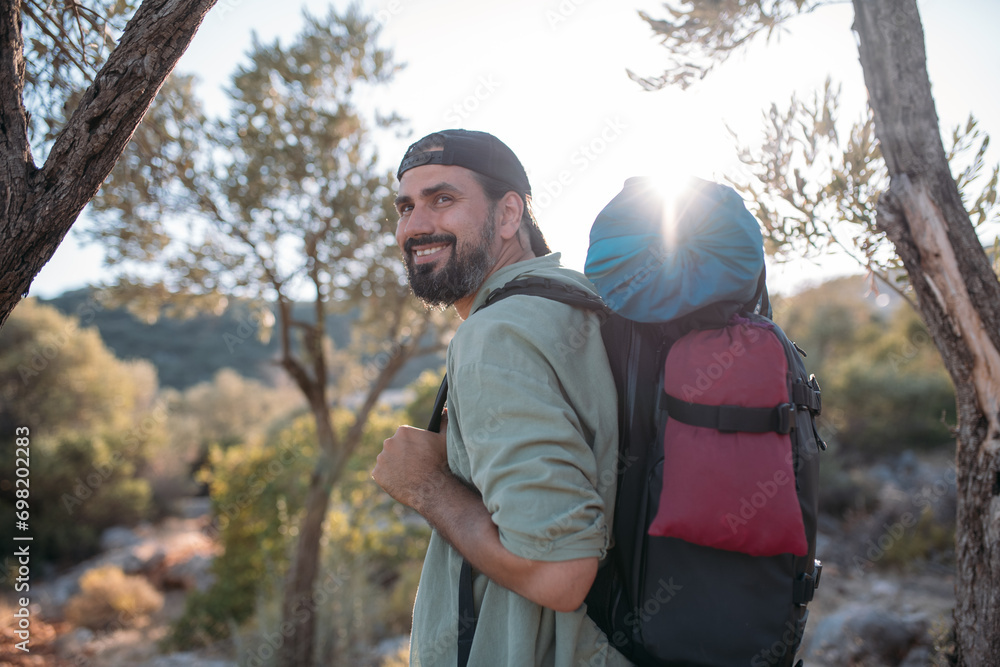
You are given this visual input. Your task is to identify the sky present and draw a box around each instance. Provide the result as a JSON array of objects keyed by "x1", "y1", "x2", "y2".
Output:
[{"x1": 29, "y1": 0, "x2": 1000, "y2": 299}]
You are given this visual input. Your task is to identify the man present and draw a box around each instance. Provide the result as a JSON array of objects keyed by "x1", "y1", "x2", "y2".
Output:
[{"x1": 372, "y1": 129, "x2": 630, "y2": 666}]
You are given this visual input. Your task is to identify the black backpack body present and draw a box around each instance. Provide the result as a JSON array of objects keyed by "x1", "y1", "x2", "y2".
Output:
[{"x1": 474, "y1": 278, "x2": 824, "y2": 667}]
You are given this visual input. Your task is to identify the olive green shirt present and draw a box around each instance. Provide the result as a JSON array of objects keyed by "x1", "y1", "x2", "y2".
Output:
[{"x1": 409, "y1": 254, "x2": 632, "y2": 666}]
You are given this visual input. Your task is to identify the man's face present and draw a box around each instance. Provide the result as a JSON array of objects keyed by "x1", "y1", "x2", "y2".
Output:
[{"x1": 394, "y1": 163, "x2": 499, "y2": 308}]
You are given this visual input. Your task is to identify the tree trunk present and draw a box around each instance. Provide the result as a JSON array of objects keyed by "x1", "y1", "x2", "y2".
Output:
[
  {"x1": 277, "y1": 400, "x2": 347, "y2": 667},
  {"x1": 0, "y1": 0, "x2": 218, "y2": 329},
  {"x1": 853, "y1": 0, "x2": 1000, "y2": 661}
]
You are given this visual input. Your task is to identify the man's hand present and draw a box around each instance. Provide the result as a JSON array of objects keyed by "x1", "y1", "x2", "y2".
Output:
[
  {"x1": 373, "y1": 413, "x2": 598, "y2": 612},
  {"x1": 373, "y1": 416, "x2": 449, "y2": 513}
]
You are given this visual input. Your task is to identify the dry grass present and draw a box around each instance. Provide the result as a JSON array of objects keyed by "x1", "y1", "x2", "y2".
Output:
[{"x1": 64, "y1": 565, "x2": 163, "y2": 632}]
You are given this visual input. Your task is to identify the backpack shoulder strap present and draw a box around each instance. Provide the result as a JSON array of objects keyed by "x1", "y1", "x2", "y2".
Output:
[
  {"x1": 478, "y1": 276, "x2": 610, "y2": 314},
  {"x1": 447, "y1": 276, "x2": 608, "y2": 667}
]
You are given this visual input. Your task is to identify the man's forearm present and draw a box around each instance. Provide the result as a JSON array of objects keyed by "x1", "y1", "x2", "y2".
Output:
[{"x1": 413, "y1": 467, "x2": 597, "y2": 613}]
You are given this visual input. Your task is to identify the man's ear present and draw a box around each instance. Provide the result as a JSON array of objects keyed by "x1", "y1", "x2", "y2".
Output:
[{"x1": 496, "y1": 191, "x2": 524, "y2": 241}]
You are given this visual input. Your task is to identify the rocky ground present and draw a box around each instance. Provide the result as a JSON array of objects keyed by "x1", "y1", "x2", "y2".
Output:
[{"x1": 2, "y1": 452, "x2": 958, "y2": 667}]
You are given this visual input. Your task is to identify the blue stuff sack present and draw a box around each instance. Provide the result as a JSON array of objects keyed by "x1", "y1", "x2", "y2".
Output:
[{"x1": 585, "y1": 176, "x2": 765, "y2": 323}]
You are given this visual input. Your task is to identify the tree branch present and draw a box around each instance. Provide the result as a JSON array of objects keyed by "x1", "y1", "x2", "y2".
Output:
[
  {"x1": 0, "y1": 0, "x2": 218, "y2": 328},
  {"x1": 23, "y1": 0, "x2": 91, "y2": 71},
  {"x1": 0, "y1": 0, "x2": 33, "y2": 174}
]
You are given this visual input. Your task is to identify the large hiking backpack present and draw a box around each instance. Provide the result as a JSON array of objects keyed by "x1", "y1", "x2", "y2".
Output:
[
  {"x1": 434, "y1": 177, "x2": 825, "y2": 667},
  {"x1": 580, "y1": 177, "x2": 825, "y2": 666}
]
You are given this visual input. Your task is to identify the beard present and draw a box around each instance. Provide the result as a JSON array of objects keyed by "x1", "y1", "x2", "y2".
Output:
[{"x1": 402, "y1": 206, "x2": 498, "y2": 308}]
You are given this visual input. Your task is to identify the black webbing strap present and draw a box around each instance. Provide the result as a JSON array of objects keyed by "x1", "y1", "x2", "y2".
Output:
[
  {"x1": 749, "y1": 266, "x2": 771, "y2": 319},
  {"x1": 451, "y1": 278, "x2": 605, "y2": 666},
  {"x1": 480, "y1": 276, "x2": 609, "y2": 314},
  {"x1": 425, "y1": 376, "x2": 478, "y2": 667},
  {"x1": 457, "y1": 559, "x2": 476, "y2": 667},
  {"x1": 791, "y1": 377, "x2": 822, "y2": 415},
  {"x1": 662, "y1": 393, "x2": 795, "y2": 434},
  {"x1": 793, "y1": 560, "x2": 823, "y2": 605}
]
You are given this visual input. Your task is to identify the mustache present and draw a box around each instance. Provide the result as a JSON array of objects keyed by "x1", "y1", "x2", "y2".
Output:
[{"x1": 403, "y1": 234, "x2": 457, "y2": 254}]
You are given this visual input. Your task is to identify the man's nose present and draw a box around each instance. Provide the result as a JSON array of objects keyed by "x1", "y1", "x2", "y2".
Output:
[{"x1": 401, "y1": 203, "x2": 435, "y2": 238}]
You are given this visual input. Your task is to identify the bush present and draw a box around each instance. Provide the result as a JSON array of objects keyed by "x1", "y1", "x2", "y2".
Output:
[
  {"x1": 880, "y1": 506, "x2": 956, "y2": 570},
  {"x1": 174, "y1": 403, "x2": 431, "y2": 659},
  {"x1": 169, "y1": 415, "x2": 317, "y2": 647},
  {"x1": 817, "y1": 449, "x2": 881, "y2": 519},
  {"x1": 779, "y1": 279, "x2": 956, "y2": 456},
  {"x1": 0, "y1": 299, "x2": 163, "y2": 566},
  {"x1": 64, "y1": 566, "x2": 163, "y2": 631}
]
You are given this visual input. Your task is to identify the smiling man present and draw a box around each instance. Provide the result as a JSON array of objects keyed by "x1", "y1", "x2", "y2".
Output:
[{"x1": 372, "y1": 130, "x2": 629, "y2": 666}]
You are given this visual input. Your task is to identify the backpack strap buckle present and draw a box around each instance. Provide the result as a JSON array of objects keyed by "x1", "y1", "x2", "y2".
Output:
[
  {"x1": 793, "y1": 560, "x2": 822, "y2": 606},
  {"x1": 775, "y1": 403, "x2": 794, "y2": 434},
  {"x1": 791, "y1": 376, "x2": 822, "y2": 416}
]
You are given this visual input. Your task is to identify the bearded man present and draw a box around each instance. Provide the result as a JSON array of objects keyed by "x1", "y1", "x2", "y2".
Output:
[{"x1": 373, "y1": 130, "x2": 629, "y2": 667}]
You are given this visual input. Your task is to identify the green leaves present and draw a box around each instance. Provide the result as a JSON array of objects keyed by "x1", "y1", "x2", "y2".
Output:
[
  {"x1": 21, "y1": 0, "x2": 142, "y2": 148},
  {"x1": 730, "y1": 75, "x2": 999, "y2": 299},
  {"x1": 630, "y1": 0, "x2": 814, "y2": 90}
]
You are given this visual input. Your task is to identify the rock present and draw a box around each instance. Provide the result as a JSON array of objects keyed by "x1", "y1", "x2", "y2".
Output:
[
  {"x1": 899, "y1": 645, "x2": 933, "y2": 667},
  {"x1": 162, "y1": 553, "x2": 215, "y2": 591},
  {"x1": 136, "y1": 653, "x2": 237, "y2": 667},
  {"x1": 174, "y1": 496, "x2": 212, "y2": 519},
  {"x1": 805, "y1": 603, "x2": 930, "y2": 665},
  {"x1": 372, "y1": 635, "x2": 410, "y2": 663},
  {"x1": 100, "y1": 526, "x2": 142, "y2": 551},
  {"x1": 55, "y1": 627, "x2": 95, "y2": 658}
]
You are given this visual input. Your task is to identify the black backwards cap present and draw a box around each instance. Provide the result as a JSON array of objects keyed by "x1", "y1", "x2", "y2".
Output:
[
  {"x1": 396, "y1": 129, "x2": 532, "y2": 195},
  {"x1": 396, "y1": 129, "x2": 551, "y2": 256}
]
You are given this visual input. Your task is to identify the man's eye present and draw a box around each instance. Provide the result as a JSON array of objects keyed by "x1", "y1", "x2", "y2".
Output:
[
  {"x1": 398, "y1": 203, "x2": 413, "y2": 215},
  {"x1": 435, "y1": 194, "x2": 452, "y2": 204}
]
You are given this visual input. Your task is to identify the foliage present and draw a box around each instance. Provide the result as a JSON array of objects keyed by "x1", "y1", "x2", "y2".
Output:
[
  {"x1": 815, "y1": 445, "x2": 880, "y2": 519},
  {"x1": 0, "y1": 299, "x2": 161, "y2": 564},
  {"x1": 402, "y1": 368, "x2": 447, "y2": 430},
  {"x1": 64, "y1": 565, "x2": 163, "y2": 631},
  {"x1": 0, "y1": 298, "x2": 157, "y2": 436},
  {"x1": 312, "y1": 409, "x2": 430, "y2": 661},
  {"x1": 729, "y1": 81, "x2": 998, "y2": 303},
  {"x1": 20, "y1": 0, "x2": 141, "y2": 149},
  {"x1": 634, "y1": 1, "x2": 999, "y2": 300},
  {"x1": 170, "y1": 415, "x2": 315, "y2": 646},
  {"x1": 629, "y1": 0, "x2": 815, "y2": 90},
  {"x1": 86, "y1": 5, "x2": 408, "y2": 315},
  {"x1": 86, "y1": 6, "x2": 455, "y2": 661},
  {"x1": 879, "y1": 506, "x2": 956, "y2": 571},
  {"x1": 39, "y1": 289, "x2": 443, "y2": 390},
  {"x1": 171, "y1": 402, "x2": 429, "y2": 651},
  {"x1": 778, "y1": 277, "x2": 955, "y2": 455}
]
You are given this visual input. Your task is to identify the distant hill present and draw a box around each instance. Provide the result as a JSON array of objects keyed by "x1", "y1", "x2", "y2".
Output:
[{"x1": 40, "y1": 289, "x2": 442, "y2": 390}]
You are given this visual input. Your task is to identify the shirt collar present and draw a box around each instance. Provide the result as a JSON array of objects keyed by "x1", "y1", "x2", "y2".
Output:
[{"x1": 468, "y1": 253, "x2": 564, "y2": 315}]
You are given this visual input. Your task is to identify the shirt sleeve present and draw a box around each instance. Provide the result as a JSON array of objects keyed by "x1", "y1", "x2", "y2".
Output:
[{"x1": 448, "y1": 307, "x2": 610, "y2": 563}]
